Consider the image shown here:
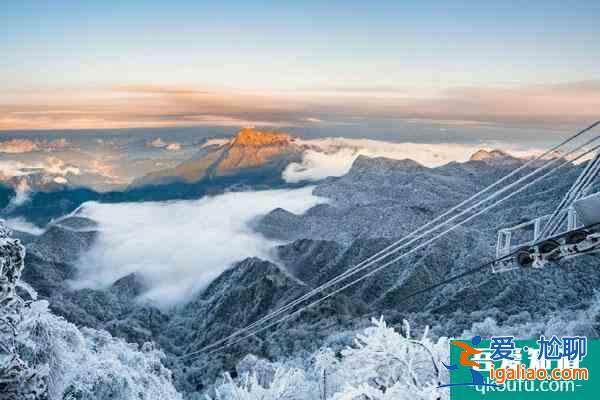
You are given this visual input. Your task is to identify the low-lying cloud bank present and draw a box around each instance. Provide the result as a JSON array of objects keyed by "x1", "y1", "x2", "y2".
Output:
[
  {"x1": 0, "y1": 138, "x2": 72, "y2": 153},
  {"x1": 72, "y1": 187, "x2": 326, "y2": 307},
  {"x1": 0, "y1": 138, "x2": 40, "y2": 153},
  {"x1": 147, "y1": 137, "x2": 182, "y2": 151},
  {"x1": 0, "y1": 158, "x2": 80, "y2": 179},
  {"x1": 7, "y1": 179, "x2": 32, "y2": 208},
  {"x1": 3, "y1": 216, "x2": 44, "y2": 235},
  {"x1": 283, "y1": 138, "x2": 544, "y2": 183}
]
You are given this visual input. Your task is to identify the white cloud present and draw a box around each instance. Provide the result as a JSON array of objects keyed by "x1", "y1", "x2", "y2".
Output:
[
  {"x1": 148, "y1": 138, "x2": 167, "y2": 148},
  {"x1": 71, "y1": 187, "x2": 326, "y2": 307},
  {"x1": 44, "y1": 156, "x2": 81, "y2": 176},
  {"x1": 3, "y1": 217, "x2": 44, "y2": 235},
  {"x1": 304, "y1": 117, "x2": 323, "y2": 123},
  {"x1": 8, "y1": 178, "x2": 32, "y2": 207},
  {"x1": 0, "y1": 139, "x2": 40, "y2": 153},
  {"x1": 0, "y1": 157, "x2": 80, "y2": 180},
  {"x1": 165, "y1": 142, "x2": 181, "y2": 151},
  {"x1": 284, "y1": 147, "x2": 362, "y2": 182},
  {"x1": 146, "y1": 138, "x2": 181, "y2": 151},
  {"x1": 283, "y1": 138, "x2": 546, "y2": 183},
  {"x1": 0, "y1": 137, "x2": 71, "y2": 153},
  {"x1": 148, "y1": 137, "x2": 182, "y2": 151},
  {"x1": 0, "y1": 161, "x2": 31, "y2": 178},
  {"x1": 201, "y1": 138, "x2": 230, "y2": 148}
]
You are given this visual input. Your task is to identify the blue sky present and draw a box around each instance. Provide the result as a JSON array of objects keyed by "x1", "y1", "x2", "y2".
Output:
[{"x1": 1, "y1": 1, "x2": 599, "y2": 130}]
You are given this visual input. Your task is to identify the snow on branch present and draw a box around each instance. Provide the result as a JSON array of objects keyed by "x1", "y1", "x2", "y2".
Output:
[{"x1": 209, "y1": 316, "x2": 449, "y2": 400}]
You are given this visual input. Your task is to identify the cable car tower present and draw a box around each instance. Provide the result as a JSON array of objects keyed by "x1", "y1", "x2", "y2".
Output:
[{"x1": 493, "y1": 149, "x2": 600, "y2": 272}]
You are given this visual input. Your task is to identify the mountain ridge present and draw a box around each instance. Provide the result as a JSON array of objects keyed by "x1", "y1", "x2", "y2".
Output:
[{"x1": 131, "y1": 128, "x2": 304, "y2": 187}]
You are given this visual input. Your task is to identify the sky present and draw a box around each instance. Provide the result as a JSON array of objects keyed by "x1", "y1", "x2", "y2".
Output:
[{"x1": 1, "y1": 0, "x2": 599, "y2": 132}]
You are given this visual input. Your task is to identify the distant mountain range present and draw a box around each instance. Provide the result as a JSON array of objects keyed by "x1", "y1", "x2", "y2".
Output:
[
  {"x1": 1, "y1": 129, "x2": 555, "y2": 227},
  {"x1": 0, "y1": 130, "x2": 313, "y2": 225}
]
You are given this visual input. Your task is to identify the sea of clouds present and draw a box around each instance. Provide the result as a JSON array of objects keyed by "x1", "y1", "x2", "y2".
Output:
[
  {"x1": 71, "y1": 187, "x2": 326, "y2": 307},
  {"x1": 283, "y1": 138, "x2": 545, "y2": 183}
]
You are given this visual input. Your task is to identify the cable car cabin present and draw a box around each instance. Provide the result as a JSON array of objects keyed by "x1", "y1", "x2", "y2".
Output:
[{"x1": 493, "y1": 191, "x2": 600, "y2": 273}]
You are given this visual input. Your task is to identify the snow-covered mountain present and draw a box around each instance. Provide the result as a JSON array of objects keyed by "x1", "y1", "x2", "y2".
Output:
[
  {"x1": 131, "y1": 128, "x2": 550, "y2": 188},
  {"x1": 6, "y1": 148, "x2": 599, "y2": 398}
]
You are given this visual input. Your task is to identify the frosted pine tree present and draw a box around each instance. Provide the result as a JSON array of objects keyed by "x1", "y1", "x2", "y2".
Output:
[{"x1": 0, "y1": 220, "x2": 47, "y2": 399}]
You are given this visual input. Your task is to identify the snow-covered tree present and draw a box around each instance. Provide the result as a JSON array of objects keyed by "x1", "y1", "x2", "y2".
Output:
[
  {"x1": 311, "y1": 348, "x2": 339, "y2": 399},
  {"x1": 0, "y1": 220, "x2": 182, "y2": 400},
  {"x1": 209, "y1": 317, "x2": 449, "y2": 400},
  {"x1": 463, "y1": 292, "x2": 600, "y2": 339},
  {"x1": 211, "y1": 368, "x2": 315, "y2": 400},
  {"x1": 330, "y1": 318, "x2": 447, "y2": 400},
  {"x1": 0, "y1": 221, "x2": 47, "y2": 400}
]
